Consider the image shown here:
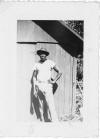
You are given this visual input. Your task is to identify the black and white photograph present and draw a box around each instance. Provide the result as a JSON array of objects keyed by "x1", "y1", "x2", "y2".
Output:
[
  {"x1": 0, "y1": 2, "x2": 99, "y2": 137},
  {"x1": 17, "y1": 20, "x2": 83, "y2": 122}
]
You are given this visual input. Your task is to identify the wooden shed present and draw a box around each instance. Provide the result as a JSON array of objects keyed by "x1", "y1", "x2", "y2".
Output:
[{"x1": 17, "y1": 20, "x2": 83, "y2": 122}]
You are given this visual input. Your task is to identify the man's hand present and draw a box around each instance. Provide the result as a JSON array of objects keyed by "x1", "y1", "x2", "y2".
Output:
[
  {"x1": 48, "y1": 72, "x2": 62, "y2": 84},
  {"x1": 48, "y1": 78, "x2": 56, "y2": 84},
  {"x1": 30, "y1": 105, "x2": 34, "y2": 115}
]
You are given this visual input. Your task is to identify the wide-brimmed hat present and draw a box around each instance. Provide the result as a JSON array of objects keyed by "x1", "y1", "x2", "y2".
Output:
[{"x1": 37, "y1": 48, "x2": 49, "y2": 56}]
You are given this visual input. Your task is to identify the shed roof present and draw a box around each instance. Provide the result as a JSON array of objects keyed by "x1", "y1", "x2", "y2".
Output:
[{"x1": 33, "y1": 20, "x2": 83, "y2": 58}]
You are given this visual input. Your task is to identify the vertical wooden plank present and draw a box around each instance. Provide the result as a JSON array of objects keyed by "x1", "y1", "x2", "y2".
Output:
[
  {"x1": 69, "y1": 56, "x2": 73, "y2": 115},
  {"x1": 71, "y1": 57, "x2": 77, "y2": 115},
  {"x1": 55, "y1": 45, "x2": 64, "y2": 118}
]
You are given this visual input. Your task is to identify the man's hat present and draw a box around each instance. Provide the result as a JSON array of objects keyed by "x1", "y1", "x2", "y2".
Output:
[{"x1": 37, "y1": 48, "x2": 49, "y2": 56}]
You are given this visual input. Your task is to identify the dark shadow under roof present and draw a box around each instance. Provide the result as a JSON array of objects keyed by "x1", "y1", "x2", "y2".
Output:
[{"x1": 33, "y1": 20, "x2": 83, "y2": 58}]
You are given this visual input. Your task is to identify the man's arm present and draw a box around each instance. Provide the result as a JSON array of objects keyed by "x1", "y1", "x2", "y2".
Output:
[
  {"x1": 30, "y1": 86, "x2": 34, "y2": 115},
  {"x1": 30, "y1": 71, "x2": 34, "y2": 114},
  {"x1": 32, "y1": 70, "x2": 39, "y2": 97},
  {"x1": 31, "y1": 70, "x2": 37, "y2": 84},
  {"x1": 30, "y1": 70, "x2": 38, "y2": 114},
  {"x1": 53, "y1": 66, "x2": 62, "y2": 82},
  {"x1": 49, "y1": 66, "x2": 62, "y2": 84}
]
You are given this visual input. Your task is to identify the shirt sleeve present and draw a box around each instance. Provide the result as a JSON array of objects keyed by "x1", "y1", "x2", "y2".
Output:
[
  {"x1": 33, "y1": 63, "x2": 37, "y2": 71},
  {"x1": 50, "y1": 60, "x2": 60, "y2": 71},
  {"x1": 49, "y1": 60, "x2": 56, "y2": 68}
]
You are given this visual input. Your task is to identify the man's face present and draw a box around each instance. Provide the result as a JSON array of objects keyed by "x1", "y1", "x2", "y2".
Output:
[{"x1": 39, "y1": 53, "x2": 47, "y2": 61}]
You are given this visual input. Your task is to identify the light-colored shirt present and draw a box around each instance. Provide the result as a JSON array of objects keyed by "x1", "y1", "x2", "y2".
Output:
[{"x1": 33, "y1": 59, "x2": 56, "y2": 82}]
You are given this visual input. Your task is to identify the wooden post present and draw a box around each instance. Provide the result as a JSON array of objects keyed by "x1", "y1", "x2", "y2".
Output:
[{"x1": 71, "y1": 57, "x2": 77, "y2": 116}]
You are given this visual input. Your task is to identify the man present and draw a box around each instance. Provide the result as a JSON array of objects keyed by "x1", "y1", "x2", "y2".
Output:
[{"x1": 30, "y1": 48, "x2": 62, "y2": 122}]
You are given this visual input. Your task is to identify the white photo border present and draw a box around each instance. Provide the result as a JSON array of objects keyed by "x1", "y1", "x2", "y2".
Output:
[{"x1": 0, "y1": 2, "x2": 99, "y2": 137}]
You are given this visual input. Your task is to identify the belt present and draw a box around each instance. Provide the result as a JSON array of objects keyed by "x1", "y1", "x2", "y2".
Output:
[{"x1": 37, "y1": 80, "x2": 49, "y2": 83}]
